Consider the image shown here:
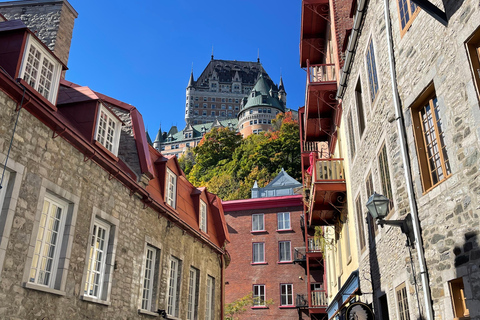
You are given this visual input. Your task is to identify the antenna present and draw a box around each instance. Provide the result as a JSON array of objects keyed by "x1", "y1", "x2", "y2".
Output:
[
  {"x1": 257, "y1": 48, "x2": 260, "y2": 63},
  {"x1": 211, "y1": 46, "x2": 214, "y2": 60}
]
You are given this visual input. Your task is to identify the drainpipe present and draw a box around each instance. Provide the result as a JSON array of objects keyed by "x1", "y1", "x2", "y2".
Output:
[{"x1": 382, "y1": 0, "x2": 434, "y2": 319}]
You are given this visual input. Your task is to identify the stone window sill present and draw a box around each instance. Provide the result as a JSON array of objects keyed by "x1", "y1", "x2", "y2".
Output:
[
  {"x1": 138, "y1": 309, "x2": 159, "y2": 317},
  {"x1": 81, "y1": 295, "x2": 111, "y2": 306},
  {"x1": 23, "y1": 282, "x2": 66, "y2": 296}
]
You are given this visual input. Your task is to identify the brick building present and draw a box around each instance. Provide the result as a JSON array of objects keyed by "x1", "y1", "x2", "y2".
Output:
[
  {"x1": 298, "y1": 0, "x2": 480, "y2": 319},
  {"x1": 0, "y1": 1, "x2": 229, "y2": 319},
  {"x1": 223, "y1": 170, "x2": 312, "y2": 320}
]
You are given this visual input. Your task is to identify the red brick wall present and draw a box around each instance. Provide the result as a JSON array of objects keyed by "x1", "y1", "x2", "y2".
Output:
[
  {"x1": 333, "y1": 0, "x2": 354, "y2": 68},
  {"x1": 224, "y1": 205, "x2": 311, "y2": 320}
]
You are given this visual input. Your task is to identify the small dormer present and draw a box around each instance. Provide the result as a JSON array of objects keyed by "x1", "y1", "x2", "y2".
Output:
[
  {"x1": 94, "y1": 104, "x2": 122, "y2": 156},
  {"x1": 0, "y1": 20, "x2": 66, "y2": 107}
]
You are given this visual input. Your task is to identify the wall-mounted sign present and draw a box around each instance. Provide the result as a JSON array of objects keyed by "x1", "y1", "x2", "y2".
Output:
[{"x1": 345, "y1": 302, "x2": 374, "y2": 320}]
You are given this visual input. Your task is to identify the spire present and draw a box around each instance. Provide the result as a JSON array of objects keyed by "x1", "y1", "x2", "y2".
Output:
[
  {"x1": 187, "y1": 69, "x2": 194, "y2": 88},
  {"x1": 154, "y1": 125, "x2": 164, "y2": 143},
  {"x1": 279, "y1": 75, "x2": 285, "y2": 92},
  {"x1": 146, "y1": 130, "x2": 153, "y2": 145},
  {"x1": 211, "y1": 46, "x2": 214, "y2": 60},
  {"x1": 257, "y1": 48, "x2": 260, "y2": 63}
]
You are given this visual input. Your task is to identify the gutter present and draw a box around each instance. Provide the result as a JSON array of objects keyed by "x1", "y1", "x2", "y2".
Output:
[
  {"x1": 336, "y1": 0, "x2": 368, "y2": 100},
  {"x1": 382, "y1": 0, "x2": 434, "y2": 317}
]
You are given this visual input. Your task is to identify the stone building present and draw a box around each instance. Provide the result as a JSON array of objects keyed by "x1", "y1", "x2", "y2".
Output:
[
  {"x1": 298, "y1": 0, "x2": 480, "y2": 318},
  {"x1": 0, "y1": 1, "x2": 230, "y2": 319},
  {"x1": 222, "y1": 170, "x2": 311, "y2": 320}
]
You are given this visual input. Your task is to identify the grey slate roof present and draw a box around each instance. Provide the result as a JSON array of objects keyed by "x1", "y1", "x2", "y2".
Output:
[
  {"x1": 251, "y1": 168, "x2": 302, "y2": 198},
  {"x1": 164, "y1": 118, "x2": 239, "y2": 143}
]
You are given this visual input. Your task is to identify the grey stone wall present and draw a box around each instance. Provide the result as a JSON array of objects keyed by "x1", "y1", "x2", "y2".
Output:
[
  {"x1": 0, "y1": 0, "x2": 77, "y2": 66},
  {"x1": 0, "y1": 89, "x2": 223, "y2": 319},
  {"x1": 341, "y1": 0, "x2": 480, "y2": 318}
]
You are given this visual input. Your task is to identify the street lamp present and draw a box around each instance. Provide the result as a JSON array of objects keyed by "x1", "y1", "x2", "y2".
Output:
[{"x1": 366, "y1": 192, "x2": 415, "y2": 247}]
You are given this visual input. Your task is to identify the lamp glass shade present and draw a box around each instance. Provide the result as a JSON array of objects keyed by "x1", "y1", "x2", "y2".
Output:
[{"x1": 366, "y1": 192, "x2": 390, "y2": 219}]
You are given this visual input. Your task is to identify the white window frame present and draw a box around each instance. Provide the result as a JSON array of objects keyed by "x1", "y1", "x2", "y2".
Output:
[
  {"x1": 19, "y1": 34, "x2": 62, "y2": 104},
  {"x1": 167, "y1": 256, "x2": 182, "y2": 317},
  {"x1": 205, "y1": 275, "x2": 215, "y2": 320},
  {"x1": 94, "y1": 104, "x2": 122, "y2": 156},
  {"x1": 279, "y1": 241, "x2": 292, "y2": 262},
  {"x1": 252, "y1": 242, "x2": 265, "y2": 263},
  {"x1": 28, "y1": 193, "x2": 67, "y2": 287},
  {"x1": 200, "y1": 200, "x2": 207, "y2": 233},
  {"x1": 84, "y1": 219, "x2": 110, "y2": 300},
  {"x1": 253, "y1": 284, "x2": 266, "y2": 306},
  {"x1": 280, "y1": 284, "x2": 293, "y2": 306},
  {"x1": 23, "y1": 179, "x2": 79, "y2": 296},
  {"x1": 140, "y1": 244, "x2": 160, "y2": 313},
  {"x1": 251, "y1": 213, "x2": 264, "y2": 232},
  {"x1": 81, "y1": 209, "x2": 118, "y2": 305},
  {"x1": 166, "y1": 168, "x2": 177, "y2": 208},
  {"x1": 277, "y1": 212, "x2": 291, "y2": 230},
  {"x1": 187, "y1": 267, "x2": 200, "y2": 320}
]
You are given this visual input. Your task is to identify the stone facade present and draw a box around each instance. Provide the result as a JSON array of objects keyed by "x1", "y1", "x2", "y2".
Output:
[
  {"x1": 338, "y1": 0, "x2": 480, "y2": 318},
  {"x1": 0, "y1": 0, "x2": 78, "y2": 66},
  {"x1": 0, "y1": 2, "x2": 229, "y2": 319}
]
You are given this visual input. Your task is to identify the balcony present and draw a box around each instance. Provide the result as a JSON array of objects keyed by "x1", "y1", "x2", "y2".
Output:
[
  {"x1": 307, "y1": 158, "x2": 346, "y2": 226},
  {"x1": 304, "y1": 61, "x2": 339, "y2": 144},
  {"x1": 300, "y1": 0, "x2": 331, "y2": 68},
  {"x1": 296, "y1": 294, "x2": 309, "y2": 308},
  {"x1": 311, "y1": 290, "x2": 327, "y2": 308},
  {"x1": 294, "y1": 247, "x2": 306, "y2": 265}
]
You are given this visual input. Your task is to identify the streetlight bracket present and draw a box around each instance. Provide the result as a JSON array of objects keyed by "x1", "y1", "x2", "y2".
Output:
[{"x1": 377, "y1": 213, "x2": 415, "y2": 247}]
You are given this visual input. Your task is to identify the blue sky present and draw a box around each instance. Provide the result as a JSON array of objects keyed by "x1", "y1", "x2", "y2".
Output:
[{"x1": 65, "y1": 0, "x2": 306, "y2": 137}]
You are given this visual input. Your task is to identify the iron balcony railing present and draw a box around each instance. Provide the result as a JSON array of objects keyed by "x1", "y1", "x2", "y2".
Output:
[
  {"x1": 311, "y1": 290, "x2": 328, "y2": 307},
  {"x1": 296, "y1": 294, "x2": 308, "y2": 308},
  {"x1": 314, "y1": 158, "x2": 344, "y2": 183},
  {"x1": 306, "y1": 60, "x2": 336, "y2": 85},
  {"x1": 294, "y1": 247, "x2": 306, "y2": 262},
  {"x1": 307, "y1": 237, "x2": 323, "y2": 253}
]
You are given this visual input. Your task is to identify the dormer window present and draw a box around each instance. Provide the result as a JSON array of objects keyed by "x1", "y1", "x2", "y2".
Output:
[
  {"x1": 200, "y1": 200, "x2": 207, "y2": 233},
  {"x1": 166, "y1": 168, "x2": 177, "y2": 208},
  {"x1": 95, "y1": 104, "x2": 121, "y2": 156},
  {"x1": 20, "y1": 35, "x2": 62, "y2": 104}
]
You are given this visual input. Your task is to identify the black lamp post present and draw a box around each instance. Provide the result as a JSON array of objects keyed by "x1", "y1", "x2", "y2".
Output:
[{"x1": 366, "y1": 192, "x2": 415, "y2": 247}]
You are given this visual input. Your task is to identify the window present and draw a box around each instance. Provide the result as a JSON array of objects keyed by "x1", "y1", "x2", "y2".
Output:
[
  {"x1": 212, "y1": 104, "x2": 216, "y2": 109},
  {"x1": 28, "y1": 194, "x2": 68, "y2": 288},
  {"x1": 411, "y1": 89, "x2": 451, "y2": 191},
  {"x1": 259, "y1": 108, "x2": 263, "y2": 113},
  {"x1": 20, "y1": 35, "x2": 61, "y2": 104},
  {"x1": 396, "y1": 283, "x2": 411, "y2": 320},
  {"x1": 252, "y1": 242, "x2": 265, "y2": 263},
  {"x1": 378, "y1": 144, "x2": 394, "y2": 212},
  {"x1": 166, "y1": 168, "x2": 177, "y2": 208},
  {"x1": 141, "y1": 245, "x2": 160, "y2": 312},
  {"x1": 449, "y1": 277, "x2": 470, "y2": 319},
  {"x1": 203, "y1": 103, "x2": 207, "y2": 108},
  {"x1": 200, "y1": 200, "x2": 207, "y2": 233},
  {"x1": 212, "y1": 98, "x2": 216, "y2": 102},
  {"x1": 252, "y1": 213, "x2": 264, "y2": 231},
  {"x1": 277, "y1": 212, "x2": 290, "y2": 230},
  {"x1": 211, "y1": 111, "x2": 215, "y2": 116},
  {"x1": 167, "y1": 256, "x2": 182, "y2": 317},
  {"x1": 280, "y1": 284, "x2": 293, "y2": 306},
  {"x1": 279, "y1": 241, "x2": 291, "y2": 262},
  {"x1": 203, "y1": 111, "x2": 207, "y2": 116},
  {"x1": 253, "y1": 285, "x2": 265, "y2": 306},
  {"x1": 347, "y1": 112, "x2": 356, "y2": 158},
  {"x1": 83, "y1": 215, "x2": 117, "y2": 302},
  {"x1": 366, "y1": 38, "x2": 379, "y2": 103},
  {"x1": 355, "y1": 79, "x2": 366, "y2": 136},
  {"x1": 95, "y1": 105, "x2": 121, "y2": 156},
  {"x1": 187, "y1": 267, "x2": 200, "y2": 320},
  {"x1": 205, "y1": 275, "x2": 215, "y2": 320},
  {"x1": 365, "y1": 172, "x2": 378, "y2": 237},
  {"x1": 267, "y1": 109, "x2": 271, "y2": 113},
  {"x1": 203, "y1": 97, "x2": 207, "y2": 101},
  {"x1": 397, "y1": 0, "x2": 419, "y2": 35}
]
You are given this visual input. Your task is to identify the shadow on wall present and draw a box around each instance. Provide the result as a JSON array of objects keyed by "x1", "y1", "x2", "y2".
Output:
[
  {"x1": 227, "y1": 224, "x2": 238, "y2": 234},
  {"x1": 441, "y1": 0, "x2": 465, "y2": 20},
  {"x1": 452, "y1": 230, "x2": 480, "y2": 318}
]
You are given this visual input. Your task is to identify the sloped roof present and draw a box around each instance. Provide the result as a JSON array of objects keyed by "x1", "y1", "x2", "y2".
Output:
[
  {"x1": 165, "y1": 118, "x2": 238, "y2": 143},
  {"x1": 241, "y1": 74, "x2": 285, "y2": 112},
  {"x1": 192, "y1": 59, "x2": 275, "y2": 89}
]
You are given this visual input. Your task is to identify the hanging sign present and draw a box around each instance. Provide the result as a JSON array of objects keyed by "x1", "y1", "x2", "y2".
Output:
[{"x1": 345, "y1": 302, "x2": 374, "y2": 320}]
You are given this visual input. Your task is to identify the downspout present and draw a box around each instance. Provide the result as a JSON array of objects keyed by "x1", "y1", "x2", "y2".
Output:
[
  {"x1": 336, "y1": 0, "x2": 368, "y2": 100},
  {"x1": 382, "y1": 0, "x2": 434, "y2": 318},
  {"x1": 220, "y1": 253, "x2": 224, "y2": 319}
]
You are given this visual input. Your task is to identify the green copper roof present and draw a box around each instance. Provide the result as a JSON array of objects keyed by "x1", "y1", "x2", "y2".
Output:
[{"x1": 240, "y1": 74, "x2": 285, "y2": 112}]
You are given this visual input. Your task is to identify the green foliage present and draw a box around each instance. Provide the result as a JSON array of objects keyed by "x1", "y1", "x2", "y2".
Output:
[
  {"x1": 224, "y1": 292, "x2": 274, "y2": 320},
  {"x1": 187, "y1": 112, "x2": 301, "y2": 200}
]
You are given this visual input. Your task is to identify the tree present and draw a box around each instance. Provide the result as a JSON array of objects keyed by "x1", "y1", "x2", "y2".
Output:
[{"x1": 224, "y1": 293, "x2": 274, "y2": 320}]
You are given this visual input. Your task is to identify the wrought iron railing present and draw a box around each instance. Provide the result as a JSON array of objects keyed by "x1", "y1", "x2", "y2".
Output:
[
  {"x1": 307, "y1": 237, "x2": 323, "y2": 252},
  {"x1": 294, "y1": 247, "x2": 306, "y2": 262},
  {"x1": 306, "y1": 60, "x2": 336, "y2": 84},
  {"x1": 296, "y1": 294, "x2": 308, "y2": 308}
]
